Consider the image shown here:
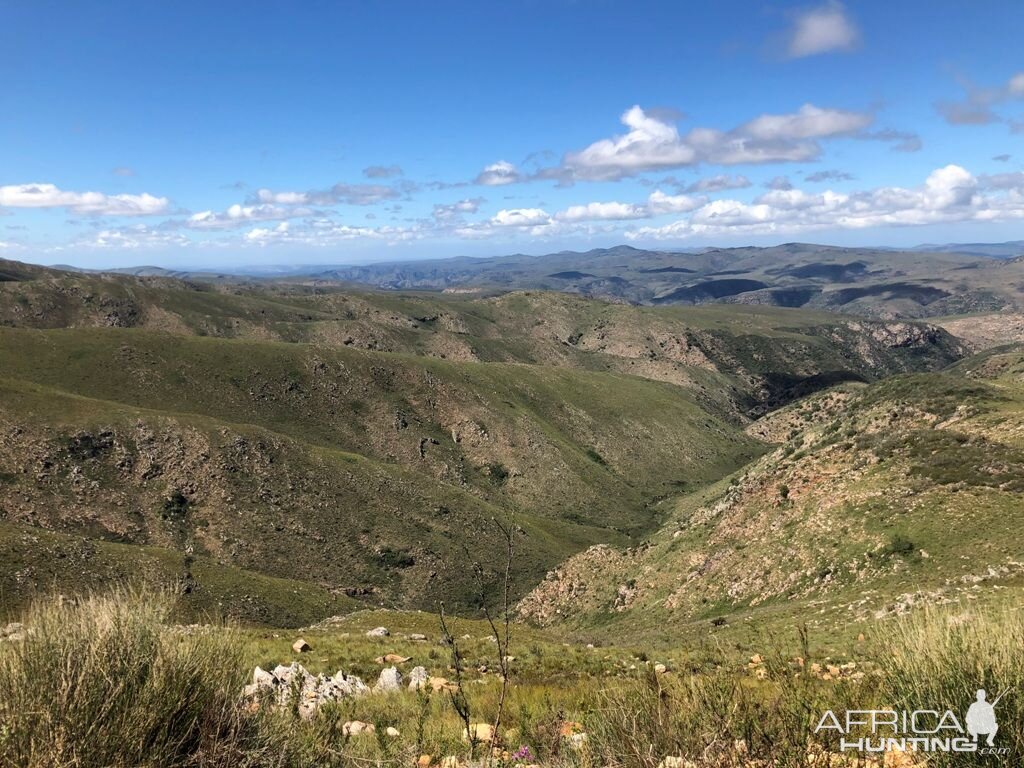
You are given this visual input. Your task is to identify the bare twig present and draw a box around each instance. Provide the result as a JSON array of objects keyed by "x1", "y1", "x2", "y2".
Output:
[{"x1": 439, "y1": 601, "x2": 475, "y2": 758}]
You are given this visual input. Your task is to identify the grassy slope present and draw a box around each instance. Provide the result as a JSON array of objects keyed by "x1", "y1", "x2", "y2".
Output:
[
  {"x1": 0, "y1": 327, "x2": 765, "y2": 619},
  {"x1": 517, "y1": 346, "x2": 1024, "y2": 654},
  {"x1": 0, "y1": 262, "x2": 971, "y2": 626}
]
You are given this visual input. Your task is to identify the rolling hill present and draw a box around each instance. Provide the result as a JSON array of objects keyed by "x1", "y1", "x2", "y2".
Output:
[
  {"x1": 518, "y1": 345, "x2": 1024, "y2": 646},
  {"x1": 0, "y1": 258, "x2": 970, "y2": 624}
]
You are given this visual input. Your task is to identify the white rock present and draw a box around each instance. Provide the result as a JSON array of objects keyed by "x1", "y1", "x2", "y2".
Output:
[
  {"x1": 366, "y1": 626, "x2": 390, "y2": 637},
  {"x1": 374, "y1": 666, "x2": 403, "y2": 693},
  {"x1": 407, "y1": 666, "x2": 429, "y2": 690}
]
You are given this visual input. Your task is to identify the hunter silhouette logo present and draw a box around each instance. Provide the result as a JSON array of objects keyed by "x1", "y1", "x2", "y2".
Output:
[{"x1": 965, "y1": 689, "x2": 1005, "y2": 747}]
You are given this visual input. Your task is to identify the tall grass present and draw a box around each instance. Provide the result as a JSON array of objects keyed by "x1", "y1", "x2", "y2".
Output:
[
  {"x1": 877, "y1": 605, "x2": 1024, "y2": 766},
  {"x1": 582, "y1": 667, "x2": 873, "y2": 768},
  {"x1": 1, "y1": 591, "x2": 1021, "y2": 768},
  {"x1": 0, "y1": 590, "x2": 263, "y2": 768}
]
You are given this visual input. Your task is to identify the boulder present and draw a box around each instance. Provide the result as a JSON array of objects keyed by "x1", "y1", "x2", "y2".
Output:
[
  {"x1": 374, "y1": 666, "x2": 403, "y2": 693},
  {"x1": 385, "y1": 726, "x2": 401, "y2": 737},
  {"x1": 343, "y1": 720, "x2": 376, "y2": 737},
  {"x1": 366, "y1": 626, "x2": 390, "y2": 637},
  {"x1": 408, "y1": 666, "x2": 429, "y2": 691},
  {"x1": 253, "y1": 666, "x2": 276, "y2": 686},
  {"x1": 409, "y1": 633, "x2": 428, "y2": 642}
]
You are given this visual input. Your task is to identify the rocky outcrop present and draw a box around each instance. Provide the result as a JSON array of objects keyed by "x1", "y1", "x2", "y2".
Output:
[{"x1": 243, "y1": 663, "x2": 370, "y2": 719}]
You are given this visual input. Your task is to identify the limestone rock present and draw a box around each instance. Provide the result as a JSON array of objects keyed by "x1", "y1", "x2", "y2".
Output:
[
  {"x1": 374, "y1": 666, "x2": 403, "y2": 692},
  {"x1": 408, "y1": 666, "x2": 429, "y2": 690},
  {"x1": 343, "y1": 720, "x2": 376, "y2": 737}
]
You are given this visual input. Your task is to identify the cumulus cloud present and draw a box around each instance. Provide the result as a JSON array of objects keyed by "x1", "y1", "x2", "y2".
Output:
[
  {"x1": 0, "y1": 183, "x2": 170, "y2": 216},
  {"x1": 626, "y1": 164, "x2": 1024, "y2": 240},
  {"x1": 490, "y1": 208, "x2": 551, "y2": 227},
  {"x1": 549, "y1": 104, "x2": 877, "y2": 181},
  {"x1": 362, "y1": 164, "x2": 403, "y2": 179},
  {"x1": 475, "y1": 161, "x2": 522, "y2": 186},
  {"x1": 555, "y1": 201, "x2": 648, "y2": 222},
  {"x1": 786, "y1": 1, "x2": 860, "y2": 58},
  {"x1": 645, "y1": 190, "x2": 703, "y2": 215},
  {"x1": 936, "y1": 70, "x2": 1024, "y2": 127},
  {"x1": 453, "y1": 207, "x2": 557, "y2": 239},
  {"x1": 560, "y1": 106, "x2": 697, "y2": 181},
  {"x1": 186, "y1": 203, "x2": 310, "y2": 230}
]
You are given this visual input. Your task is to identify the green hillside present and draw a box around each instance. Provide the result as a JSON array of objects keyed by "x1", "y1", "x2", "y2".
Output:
[
  {"x1": 518, "y1": 345, "x2": 1024, "y2": 650},
  {"x1": 0, "y1": 260, "x2": 974, "y2": 624}
]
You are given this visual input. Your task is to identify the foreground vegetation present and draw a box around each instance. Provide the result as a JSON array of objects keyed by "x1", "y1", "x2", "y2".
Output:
[{"x1": 1, "y1": 592, "x2": 1021, "y2": 767}]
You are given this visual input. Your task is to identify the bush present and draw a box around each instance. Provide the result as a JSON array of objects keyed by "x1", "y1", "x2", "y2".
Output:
[{"x1": 883, "y1": 533, "x2": 916, "y2": 558}]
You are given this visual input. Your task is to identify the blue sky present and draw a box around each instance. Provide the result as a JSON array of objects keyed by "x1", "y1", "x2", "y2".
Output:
[{"x1": 2, "y1": 0, "x2": 1023, "y2": 268}]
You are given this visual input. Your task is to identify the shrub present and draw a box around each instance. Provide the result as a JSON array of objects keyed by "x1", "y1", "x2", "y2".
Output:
[{"x1": 883, "y1": 533, "x2": 916, "y2": 558}]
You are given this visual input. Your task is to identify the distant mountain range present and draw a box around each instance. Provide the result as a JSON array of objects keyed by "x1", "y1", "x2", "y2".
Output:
[
  {"x1": 37, "y1": 241, "x2": 1024, "y2": 320},
  {"x1": 907, "y1": 240, "x2": 1024, "y2": 258}
]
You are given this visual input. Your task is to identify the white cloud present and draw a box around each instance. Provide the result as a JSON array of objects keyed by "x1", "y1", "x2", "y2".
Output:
[
  {"x1": 491, "y1": 208, "x2": 551, "y2": 227},
  {"x1": 550, "y1": 104, "x2": 878, "y2": 181},
  {"x1": 433, "y1": 197, "x2": 485, "y2": 221},
  {"x1": 187, "y1": 203, "x2": 308, "y2": 230},
  {"x1": 556, "y1": 201, "x2": 648, "y2": 222},
  {"x1": 646, "y1": 190, "x2": 703, "y2": 214},
  {"x1": 627, "y1": 164, "x2": 1024, "y2": 240},
  {"x1": 739, "y1": 104, "x2": 870, "y2": 142},
  {"x1": 255, "y1": 182, "x2": 405, "y2": 206},
  {"x1": 244, "y1": 222, "x2": 291, "y2": 242},
  {"x1": 475, "y1": 161, "x2": 522, "y2": 186},
  {"x1": 562, "y1": 106, "x2": 697, "y2": 181},
  {"x1": 786, "y1": 1, "x2": 860, "y2": 58},
  {"x1": 255, "y1": 189, "x2": 310, "y2": 205},
  {"x1": 0, "y1": 183, "x2": 170, "y2": 216},
  {"x1": 68, "y1": 225, "x2": 191, "y2": 249}
]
